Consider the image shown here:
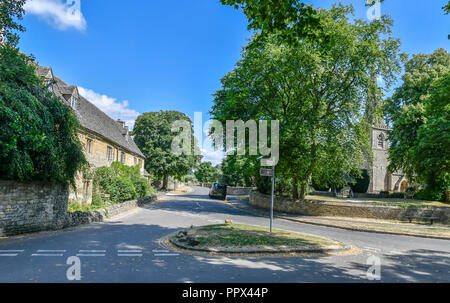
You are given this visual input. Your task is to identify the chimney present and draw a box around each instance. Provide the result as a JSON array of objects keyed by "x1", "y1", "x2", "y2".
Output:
[
  {"x1": 116, "y1": 119, "x2": 126, "y2": 128},
  {"x1": 117, "y1": 119, "x2": 129, "y2": 140}
]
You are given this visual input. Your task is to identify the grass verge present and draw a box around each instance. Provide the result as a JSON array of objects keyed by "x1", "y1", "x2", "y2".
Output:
[
  {"x1": 292, "y1": 217, "x2": 450, "y2": 239},
  {"x1": 306, "y1": 195, "x2": 450, "y2": 208},
  {"x1": 173, "y1": 224, "x2": 345, "y2": 251}
]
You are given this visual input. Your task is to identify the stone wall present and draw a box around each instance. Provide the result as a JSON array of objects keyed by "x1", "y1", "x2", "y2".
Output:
[
  {"x1": 227, "y1": 187, "x2": 253, "y2": 196},
  {"x1": 0, "y1": 180, "x2": 160, "y2": 237},
  {"x1": 249, "y1": 191, "x2": 450, "y2": 224},
  {"x1": 63, "y1": 195, "x2": 157, "y2": 228},
  {"x1": 0, "y1": 181, "x2": 69, "y2": 237}
]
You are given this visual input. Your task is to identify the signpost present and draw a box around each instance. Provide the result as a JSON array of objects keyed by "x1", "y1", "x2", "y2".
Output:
[
  {"x1": 260, "y1": 160, "x2": 275, "y2": 233},
  {"x1": 259, "y1": 168, "x2": 273, "y2": 177}
]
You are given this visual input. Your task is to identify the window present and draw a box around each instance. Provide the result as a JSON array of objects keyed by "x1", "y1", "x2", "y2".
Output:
[
  {"x1": 138, "y1": 159, "x2": 143, "y2": 168},
  {"x1": 107, "y1": 146, "x2": 113, "y2": 161},
  {"x1": 71, "y1": 96, "x2": 78, "y2": 109},
  {"x1": 134, "y1": 157, "x2": 137, "y2": 165},
  {"x1": 86, "y1": 139, "x2": 92, "y2": 154},
  {"x1": 45, "y1": 80, "x2": 53, "y2": 93},
  {"x1": 377, "y1": 133, "x2": 384, "y2": 148},
  {"x1": 121, "y1": 152, "x2": 125, "y2": 164}
]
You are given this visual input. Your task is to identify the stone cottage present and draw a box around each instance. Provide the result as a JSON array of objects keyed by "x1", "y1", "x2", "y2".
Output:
[
  {"x1": 368, "y1": 122, "x2": 408, "y2": 193},
  {"x1": 36, "y1": 66, "x2": 148, "y2": 204}
]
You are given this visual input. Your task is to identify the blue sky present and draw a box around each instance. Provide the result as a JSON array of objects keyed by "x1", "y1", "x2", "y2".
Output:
[{"x1": 18, "y1": 0, "x2": 449, "y2": 164}]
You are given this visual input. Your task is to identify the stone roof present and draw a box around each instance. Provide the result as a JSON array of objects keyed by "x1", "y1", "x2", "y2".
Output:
[{"x1": 36, "y1": 66, "x2": 145, "y2": 158}]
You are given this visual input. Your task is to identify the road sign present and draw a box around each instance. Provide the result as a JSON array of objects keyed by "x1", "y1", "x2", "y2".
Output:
[{"x1": 260, "y1": 168, "x2": 273, "y2": 177}]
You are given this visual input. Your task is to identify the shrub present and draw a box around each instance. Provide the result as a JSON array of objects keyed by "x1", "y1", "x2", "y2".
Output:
[
  {"x1": 92, "y1": 162, "x2": 155, "y2": 204},
  {"x1": 110, "y1": 175, "x2": 136, "y2": 203},
  {"x1": 312, "y1": 181, "x2": 330, "y2": 192},
  {"x1": 349, "y1": 169, "x2": 370, "y2": 193},
  {"x1": 389, "y1": 192, "x2": 406, "y2": 199},
  {"x1": 132, "y1": 177, "x2": 150, "y2": 198}
]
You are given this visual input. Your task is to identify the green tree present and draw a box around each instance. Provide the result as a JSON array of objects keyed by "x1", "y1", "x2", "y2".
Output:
[
  {"x1": 220, "y1": 0, "x2": 384, "y2": 45},
  {"x1": 132, "y1": 110, "x2": 201, "y2": 189},
  {"x1": 194, "y1": 161, "x2": 219, "y2": 184},
  {"x1": 220, "y1": 155, "x2": 255, "y2": 187},
  {"x1": 0, "y1": 0, "x2": 26, "y2": 45},
  {"x1": 211, "y1": 4, "x2": 403, "y2": 200},
  {"x1": 0, "y1": 43, "x2": 86, "y2": 186},
  {"x1": 385, "y1": 49, "x2": 450, "y2": 201}
]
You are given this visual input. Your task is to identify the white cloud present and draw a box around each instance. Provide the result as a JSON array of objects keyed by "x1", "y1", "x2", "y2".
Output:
[
  {"x1": 24, "y1": 0, "x2": 87, "y2": 31},
  {"x1": 201, "y1": 148, "x2": 225, "y2": 166},
  {"x1": 78, "y1": 86, "x2": 140, "y2": 130}
]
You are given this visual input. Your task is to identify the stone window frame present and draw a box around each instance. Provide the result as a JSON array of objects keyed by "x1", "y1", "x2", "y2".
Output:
[
  {"x1": 120, "y1": 151, "x2": 125, "y2": 164},
  {"x1": 377, "y1": 133, "x2": 385, "y2": 148},
  {"x1": 107, "y1": 146, "x2": 113, "y2": 162},
  {"x1": 86, "y1": 139, "x2": 93, "y2": 154}
]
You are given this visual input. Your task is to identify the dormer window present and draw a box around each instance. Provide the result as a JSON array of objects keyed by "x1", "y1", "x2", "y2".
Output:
[
  {"x1": 45, "y1": 80, "x2": 53, "y2": 93},
  {"x1": 71, "y1": 96, "x2": 78, "y2": 109}
]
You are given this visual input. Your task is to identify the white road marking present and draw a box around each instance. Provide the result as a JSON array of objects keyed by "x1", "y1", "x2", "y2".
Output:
[
  {"x1": 32, "y1": 250, "x2": 66, "y2": 257},
  {"x1": 152, "y1": 250, "x2": 170, "y2": 253},
  {"x1": 0, "y1": 250, "x2": 24, "y2": 256},
  {"x1": 76, "y1": 254, "x2": 106, "y2": 257},
  {"x1": 154, "y1": 253, "x2": 180, "y2": 257},
  {"x1": 117, "y1": 249, "x2": 143, "y2": 257},
  {"x1": 118, "y1": 254, "x2": 143, "y2": 257},
  {"x1": 79, "y1": 250, "x2": 106, "y2": 253}
]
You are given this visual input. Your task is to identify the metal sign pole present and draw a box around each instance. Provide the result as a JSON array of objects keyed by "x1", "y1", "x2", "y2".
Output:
[{"x1": 270, "y1": 164, "x2": 275, "y2": 233}]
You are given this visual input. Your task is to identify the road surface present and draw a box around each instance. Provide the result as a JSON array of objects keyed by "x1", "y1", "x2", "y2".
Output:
[{"x1": 0, "y1": 187, "x2": 448, "y2": 282}]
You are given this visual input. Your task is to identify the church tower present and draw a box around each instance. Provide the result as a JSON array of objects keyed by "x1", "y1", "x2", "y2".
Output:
[
  {"x1": 363, "y1": 71, "x2": 407, "y2": 193},
  {"x1": 368, "y1": 122, "x2": 391, "y2": 192}
]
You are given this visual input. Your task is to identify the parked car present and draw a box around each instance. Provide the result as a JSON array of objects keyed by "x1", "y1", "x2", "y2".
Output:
[{"x1": 209, "y1": 183, "x2": 227, "y2": 200}]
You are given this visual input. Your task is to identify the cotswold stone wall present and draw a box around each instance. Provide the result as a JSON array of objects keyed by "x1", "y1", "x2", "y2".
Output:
[
  {"x1": 227, "y1": 187, "x2": 253, "y2": 196},
  {"x1": 63, "y1": 196, "x2": 157, "y2": 228},
  {"x1": 0, "y1": 181, "x2": 69, "y2": 237},
  {"x1": 249, "y1": 191, "x2": 450, "y2": 224},
  {"x1": 0, "y1": 180, "x2": 160, "y2": 237}
]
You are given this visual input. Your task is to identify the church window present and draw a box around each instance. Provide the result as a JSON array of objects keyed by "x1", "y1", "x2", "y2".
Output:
[{"x1": 378, "y1": 133, "x2": 384, "y2": 148}]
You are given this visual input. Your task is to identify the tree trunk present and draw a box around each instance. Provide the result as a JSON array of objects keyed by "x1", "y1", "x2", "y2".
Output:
[
  {"x1": 299, "y1": 183, "x2": 307, "y2": 201},
  {"x1": 162, "y1": 174, "x2": 169, "y2": 190},
  {"x1": 292, "y1": 177, "x2": 299, "y2": 200}
]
